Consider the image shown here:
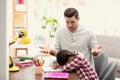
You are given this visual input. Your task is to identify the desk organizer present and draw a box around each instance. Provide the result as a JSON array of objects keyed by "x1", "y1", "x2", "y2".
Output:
[
  {"x1": 35, "y1": 66, "x2": 42, "y2": 74},
  {"x1": 44, "y1": 72, "x2": 69, "y2": 80}
]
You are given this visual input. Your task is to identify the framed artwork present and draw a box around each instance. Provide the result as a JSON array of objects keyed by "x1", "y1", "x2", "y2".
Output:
[
  {"x1": 15, "y1": 48, "x2": 28, "y2": 56},
  {"x1": 15, "y1": 0, "x2": 27, "y2": 11},
  {"x1": 14, "y1": 13, "x2": 26, "y2": 26},
  {"x1": 16, "y1": 0, "x2": 25, "y2": 4},
  {"x1": 13, "y1": 12, "x2": 26, "y2": 37}
]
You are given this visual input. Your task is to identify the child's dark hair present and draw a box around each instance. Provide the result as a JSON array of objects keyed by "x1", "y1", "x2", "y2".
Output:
[{"x1": 56, "y1": 50, "x2": 76, "y2": 66}]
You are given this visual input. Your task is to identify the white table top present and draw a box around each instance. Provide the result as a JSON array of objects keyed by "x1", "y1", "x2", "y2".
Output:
[{"x1": 42, "y1": 55, "x2": 63, "y2": 72}]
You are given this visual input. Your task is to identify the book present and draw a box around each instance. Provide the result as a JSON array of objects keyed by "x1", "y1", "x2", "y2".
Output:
[
  {"x1": 17, "y1": 55, "x2": 37, "y2": 61},
  {"x1": 44, "y1": 72, "x2": 69, "y2": 80},
  {"x1": 15, "y1": 60, "x2": 33, "y2": 68}
]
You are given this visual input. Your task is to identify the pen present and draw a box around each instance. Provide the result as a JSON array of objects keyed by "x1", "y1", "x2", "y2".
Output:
[{"x1": 32, "y1": 58, "x2": 39, "y2": 66}]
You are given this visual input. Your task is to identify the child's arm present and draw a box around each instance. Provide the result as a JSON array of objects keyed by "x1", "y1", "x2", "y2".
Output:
[
  {"x1": 51, "y1": 61, "x2": 62, "y2": 69},
  {"x1": 62, "y1": 55, "x2": 82, "y2": 71},
  {"x1": 80, "y1": 56, "x2": 99, "y2": 79}
]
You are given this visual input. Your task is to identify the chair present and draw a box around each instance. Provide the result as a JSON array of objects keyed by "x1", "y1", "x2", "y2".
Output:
[
  {"x1": 100, "y1": 62, "x2": 117, "y2": 80},
  {"x1": 94, "y1": 51, "x2": 117, "y2": 80}
]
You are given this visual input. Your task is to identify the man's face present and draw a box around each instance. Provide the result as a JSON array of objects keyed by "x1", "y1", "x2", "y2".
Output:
[{"x1": 65, "y1": 16, "x2": 79, "y2": 32}]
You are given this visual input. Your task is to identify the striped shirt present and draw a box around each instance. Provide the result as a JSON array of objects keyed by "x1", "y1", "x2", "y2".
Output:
[{"x1": 62, "y1": 54, "x2": 99, "y2": 80}]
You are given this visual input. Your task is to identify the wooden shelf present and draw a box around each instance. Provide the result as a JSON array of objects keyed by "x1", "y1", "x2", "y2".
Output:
[{"x1": 12, "y1": 0, "x2": 28, "y2": 38}]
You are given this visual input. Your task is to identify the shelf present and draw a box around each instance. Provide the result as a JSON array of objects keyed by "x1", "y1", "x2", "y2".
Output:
[{"x1": 12, "y1": 0, "x2": 28, "y2": 38}]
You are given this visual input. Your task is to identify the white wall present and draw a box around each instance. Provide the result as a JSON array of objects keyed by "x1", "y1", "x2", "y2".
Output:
[
  {"x1": 26, "y1": 0, "x2": 120, "y2": 53},
  {"x1": 28, "y1": 0, "x2": 120, "y2": 37},
  {"x1": 0, "y1": 0, "x2": 8, "y2": 80}
]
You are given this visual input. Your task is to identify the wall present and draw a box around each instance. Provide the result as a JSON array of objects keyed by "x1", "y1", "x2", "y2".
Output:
[
  {"x1": 0, "y1": 0, "x2": 8, "y2": 80},
  {"x1": 25, "y1": 0, "x2": 120, "y2": 53},
  {"x1": 28, "y1": 0, "x2": 120, "y2": 37}
]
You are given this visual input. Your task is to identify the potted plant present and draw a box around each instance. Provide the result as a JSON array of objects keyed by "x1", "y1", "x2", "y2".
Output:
[{"x1": 40, "y1": 16, "x2": 60, "y2": 38}]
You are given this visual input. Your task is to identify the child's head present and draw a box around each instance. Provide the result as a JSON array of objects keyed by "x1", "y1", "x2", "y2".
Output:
[{"x1": 56, "y1": 50, "x2": 76, "y2": 66}]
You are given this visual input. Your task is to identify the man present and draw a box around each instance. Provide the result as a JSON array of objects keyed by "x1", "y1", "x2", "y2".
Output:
[{"x1": 40, "y1": 7, "x2": 101, "y2": 67}]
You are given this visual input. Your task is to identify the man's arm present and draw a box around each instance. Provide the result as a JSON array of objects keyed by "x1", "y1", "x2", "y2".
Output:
[
  {"x1": 91, "y1": 46, "x2": 102, "y2": 56},
  {"x1": 49, "y1": 49, "x2": 56, "y2": 56},
  {"x1": 39, "y1": 46, "x2": 56, "y2": 56},
  {"x1": 89, "y1": 32, "x2": 102, "y2": 56}
]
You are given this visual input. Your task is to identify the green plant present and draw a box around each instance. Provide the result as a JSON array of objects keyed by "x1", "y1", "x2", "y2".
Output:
[{"x1": 40, "y1": 16, "x2": 60, "y2": 38}]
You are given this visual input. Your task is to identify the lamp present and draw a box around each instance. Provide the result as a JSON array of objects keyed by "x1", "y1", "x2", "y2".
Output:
[
  {"x1": 9, "y1": 29, "x2": 31, "y2": 72},
  {"x1": 9, "y1": 29, "x2": 31, "y2": 45}
]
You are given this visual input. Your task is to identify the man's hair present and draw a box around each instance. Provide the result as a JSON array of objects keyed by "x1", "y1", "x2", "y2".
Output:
[
  {"x1": 56, "y1": 50, "x2": 76, "y2": 66},
  {"x1": 64, "y1": 8, "x2": 79, "y2": 19}
]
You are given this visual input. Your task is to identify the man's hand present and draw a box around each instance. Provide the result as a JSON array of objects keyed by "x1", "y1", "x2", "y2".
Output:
[
  {"x1": 39, "y1": 46, "x2": 50, "y2": 54},
  {"x1": 39, "y1": 46, "x2": 56, "y2": 56},
  {"x1": 91, "y1": 46, "x2": 102, "y2": 56}
]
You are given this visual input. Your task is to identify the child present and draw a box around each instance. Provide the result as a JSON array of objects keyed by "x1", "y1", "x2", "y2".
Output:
[{"x1": 54, "y1": 50, "x2": 99, "y2": 80}]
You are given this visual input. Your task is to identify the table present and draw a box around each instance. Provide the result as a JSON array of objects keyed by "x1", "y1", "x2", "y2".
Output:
[
  {"x1": 9, "y1": 57, "x2": 35, "y2": 80},
  {"x1": 9, "y1": 65, "x2": 35, "y2": 80},
  {"x1": 69, "y1": 73, "x2": 79, "y2": 80}
]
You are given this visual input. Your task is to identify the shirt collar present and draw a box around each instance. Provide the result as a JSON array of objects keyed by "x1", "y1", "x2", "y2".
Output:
[{"x1": 68, "y1": 24, "x2": 83, "y2": 33}]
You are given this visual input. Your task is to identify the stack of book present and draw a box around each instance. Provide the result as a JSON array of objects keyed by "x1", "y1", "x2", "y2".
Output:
[
  {"x1": 16, "y1": 55, "x2": 37, "y2": 67},
  {"x1": 15, "y1": 60, "x2": 33, "y2": 68},
  {"x1": 17, "y1": 55, "x2": 37, "y2": 61}
]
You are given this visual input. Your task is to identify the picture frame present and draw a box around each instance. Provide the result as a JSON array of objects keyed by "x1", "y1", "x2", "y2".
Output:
[
  {"x1": 14, "y1": 13, "x2": 26, "y2": 27},
  {"x1": 16, "y1": 0, "x2": 25, "y2": 4},
  {"x1": 15, "y1": 48, "x2": 28, "y2": 56},
  {"x1": 15, "y1": 0, "x2": 27, "y2": 11}
]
